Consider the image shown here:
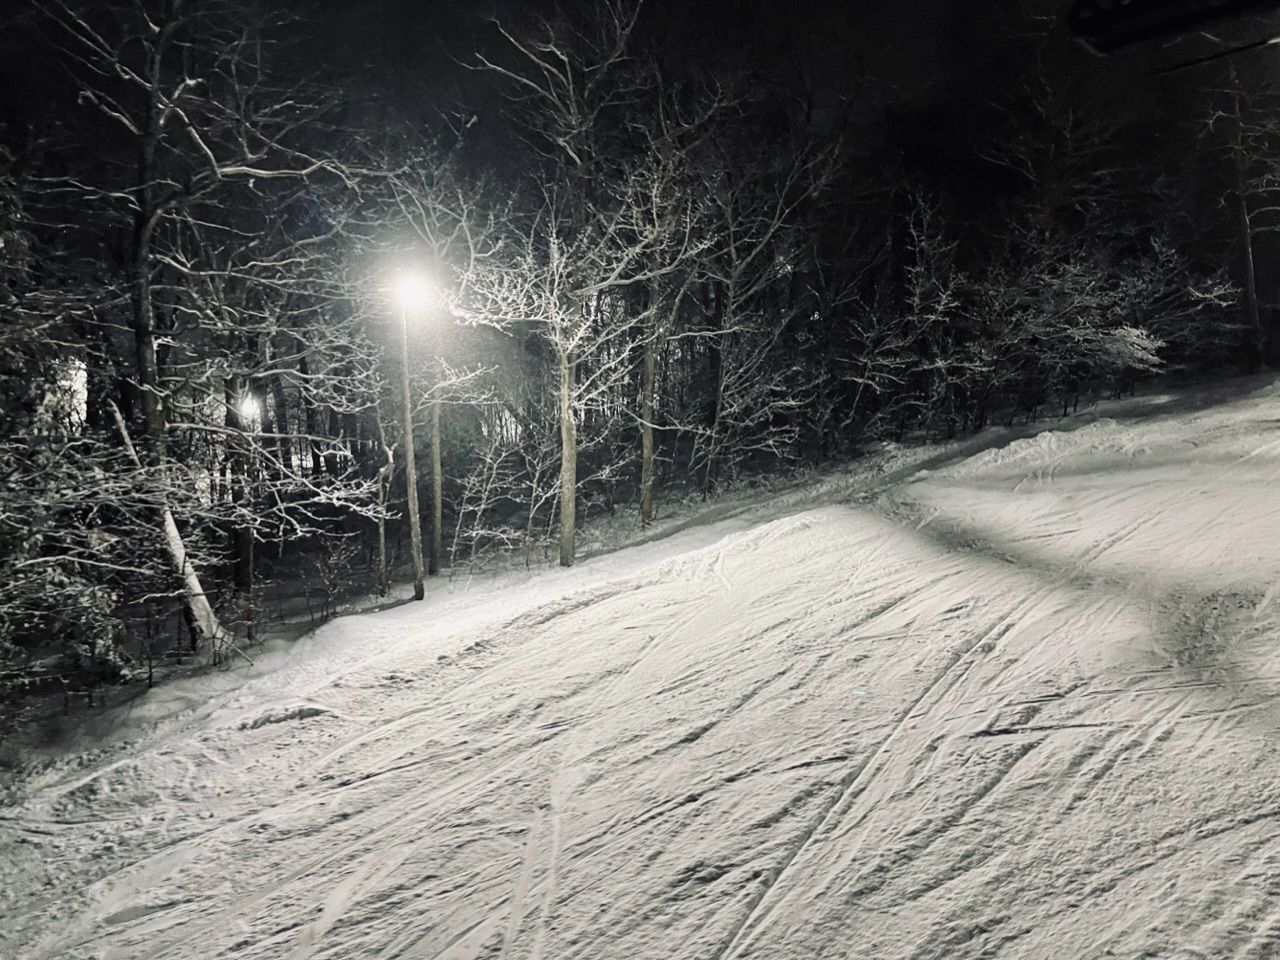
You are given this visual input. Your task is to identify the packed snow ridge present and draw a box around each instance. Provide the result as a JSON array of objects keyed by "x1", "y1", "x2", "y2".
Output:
[{"x1": 3, "y1": 377, "x2": 1280, "y2": 960}]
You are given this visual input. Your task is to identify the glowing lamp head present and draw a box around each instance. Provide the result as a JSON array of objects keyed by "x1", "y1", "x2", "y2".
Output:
[
  {"x1": 239, "y1": 394, "x2": 262, "y2": 425},
  {"x1": 396, "y1": 274, "x2": 434, "y2": 312}
]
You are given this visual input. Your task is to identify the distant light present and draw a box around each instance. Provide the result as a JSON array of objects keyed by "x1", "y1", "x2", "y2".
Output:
[
  {"x1": 239, "y1": 395, "x2": 262, "y2": 426},
  {"x1": 397, "y1": 274, "x2": 435, "y2": 312}
]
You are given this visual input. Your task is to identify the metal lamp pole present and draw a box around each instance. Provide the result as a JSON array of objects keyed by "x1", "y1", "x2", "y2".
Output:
[
  {"x1": 400, "y1": 297, "x2": 426, "y2": 601},
  {"x1": 427, "y1": 318, "x2": 444, "y2": 576}
]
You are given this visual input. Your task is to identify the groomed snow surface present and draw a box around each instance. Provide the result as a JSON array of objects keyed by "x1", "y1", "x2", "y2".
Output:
[{"x1": 3, "y1": 377, "x2": 1280, "y2": 960}]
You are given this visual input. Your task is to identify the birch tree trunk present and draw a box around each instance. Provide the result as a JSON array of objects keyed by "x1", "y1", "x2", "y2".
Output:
[{"x1": 110, "y1": 402, "x2": 228, "y2": 650}]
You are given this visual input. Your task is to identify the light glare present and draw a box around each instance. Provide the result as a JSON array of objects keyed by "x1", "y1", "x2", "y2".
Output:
[
  {"x1": 397, "y1": 274, "x2": 434, "y2": 312},
  {"x1": 239, "y1": 395, "x2": 261, "y2": 425}
]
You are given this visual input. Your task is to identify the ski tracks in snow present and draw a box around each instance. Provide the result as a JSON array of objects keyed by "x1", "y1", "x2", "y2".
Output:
[{"x1": 6, "y1": 378, "x2": 1280, "y2": 960}]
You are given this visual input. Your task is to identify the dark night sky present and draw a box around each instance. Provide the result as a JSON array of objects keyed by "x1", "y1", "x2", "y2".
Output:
[
  {"x1": 301, "y1": 0, "x2": 1021, "y2": 113},
  {"x1": 5, "y1": 0, "x2": 1280, "y2": 195},
  {"x1": 1, "y1": 0, "x2": 1271, "y2": 136},
  {"x1": 285, "y1": 0, "x2": 1256, "y2": 166},
  {"x1": 291, "y1": 0, "x2": 1028, "y2": 112}
]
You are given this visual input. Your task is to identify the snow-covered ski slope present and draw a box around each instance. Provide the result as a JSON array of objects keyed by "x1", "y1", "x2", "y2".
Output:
[{"x1": 4, "y1": 376, "x2": 1280, "y2": 960}]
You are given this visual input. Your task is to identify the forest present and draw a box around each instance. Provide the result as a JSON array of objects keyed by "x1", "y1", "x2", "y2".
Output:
[{"x1": 0, "y1": 0, "x2": 1272, "y2": 697}]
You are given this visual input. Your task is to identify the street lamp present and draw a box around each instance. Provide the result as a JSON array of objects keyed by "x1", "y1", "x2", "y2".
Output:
[
  {"x1": 397, "y1": 273, "x2": 430, "y2": 601},
  {"x1": 397, "y1": 275, "x2": 433, "y2": 314},
  {"x1": 238, "y1": 394, "x2": 262, "y2": 426}
]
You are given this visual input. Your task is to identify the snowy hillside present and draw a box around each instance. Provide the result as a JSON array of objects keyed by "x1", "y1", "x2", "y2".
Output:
[{"x1": 4, "y1": 377, "x2": 1280, "y2": 960}]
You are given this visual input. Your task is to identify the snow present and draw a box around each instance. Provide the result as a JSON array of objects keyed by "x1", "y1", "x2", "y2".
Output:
[{"x1": 3, "y1": 376, "x2": 1280, "y2": 960}]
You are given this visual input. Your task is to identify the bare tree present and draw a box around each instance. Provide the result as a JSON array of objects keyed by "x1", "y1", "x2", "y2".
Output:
[
  {"x1": 678, "y1": 124, "x2": 836, "y2": 491},
  {"x1": 25, "y1": 0, "x2": 391, "y2": 656},
  {"x1": 1204, "y1": 64, "x2": 1280, "y2": 368},
  {"x1": 470, "y1": 0, "x2": 698, "y2": 565}
]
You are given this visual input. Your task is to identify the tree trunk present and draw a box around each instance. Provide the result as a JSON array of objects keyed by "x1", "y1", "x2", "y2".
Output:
[
  {"x1": 130, "y1": 76, "x2": 166, "y2": 464},
  {"x1": 298, "y1": 353, "x2": 324, "y2": 477},
  {"x1": 701, "y1": 281, "x2": 727, "y2": 496},
  {"x1": 375, "y1": 418, "x2": 392, "y2": 598},
  {"x1": 131, "y1": 245, "x2": 166, "y2": 457},
  {"x1": 1230, "y1": 79, "x2": 1266, "y2": 371},
  {"x1": 270, "y1": 352, "x2": 293, "y2": 474},
  {"x1": 84, "y1": 321, "x2": 114, "y2": 433},
  {"x1": 558, "y1": 351, "x2": 577, "y2": 567},
  {"x1": 323, "y1": 414, "x2": 341, "y2": 477},
  {"x1": 1234, "y1": 167, "x2": 1264, "y2": 371},
  {"x1": 704, "y1": 281, "x2": 723, "y2": 431},
  {"x1": 224, "y1": 379, "x2": 254, "y2": 596},
  {"x1": 110, "y1": 402, "x2": 228, "y2": 650},
  {"x1": 639, "y1": 330, "x2": 658, "y2": 524}
]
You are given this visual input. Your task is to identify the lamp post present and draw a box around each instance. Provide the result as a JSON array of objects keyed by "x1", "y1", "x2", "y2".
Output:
[
  {"x1": 397, "y1": 275, "x2": 430, "y2": 601},
  {"x1": 427, "y1": 350, "x2": 443, "y2": 577}
]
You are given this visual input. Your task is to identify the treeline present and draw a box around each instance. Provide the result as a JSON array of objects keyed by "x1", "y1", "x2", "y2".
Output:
[{"x1": 0, "y1": 0, "x2": 1251, "y2": 691}]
